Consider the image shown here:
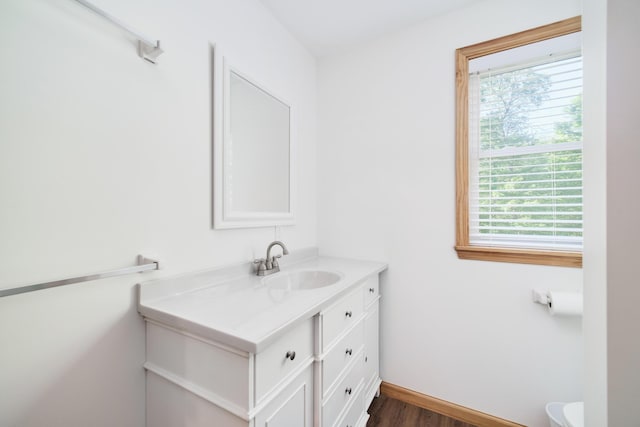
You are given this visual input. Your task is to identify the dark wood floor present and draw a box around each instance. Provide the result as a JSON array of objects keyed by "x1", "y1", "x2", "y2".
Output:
[{"x1": 367, "y1": 394, "x2": 479, "y2": 427}]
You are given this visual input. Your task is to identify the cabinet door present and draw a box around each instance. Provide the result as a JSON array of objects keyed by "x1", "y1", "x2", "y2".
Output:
[
  {"x1": 255, "y1": 365, "x2": 313, "y2": 427},
  {"x1": 363, "y1": 301, "x2": 380, "y2": 405}
]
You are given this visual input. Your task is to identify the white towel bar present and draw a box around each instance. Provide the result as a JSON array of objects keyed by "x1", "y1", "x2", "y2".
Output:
[
  {"x1": 0, "y1": 255, "x2": 159, "y2": 297},
  {"x1": 73, "y1": 0, "x2": 163, "y2": 63}
]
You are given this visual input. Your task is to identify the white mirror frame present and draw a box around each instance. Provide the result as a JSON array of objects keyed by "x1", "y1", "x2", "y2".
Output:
[{"x1": 212, "y1": 48, "x2": 296, "y2": 229}]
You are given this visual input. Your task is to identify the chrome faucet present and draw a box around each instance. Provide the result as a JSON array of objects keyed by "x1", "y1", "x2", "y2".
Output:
[{"x1": 254, "y1": 241, "x2": 289, "y2": 276}]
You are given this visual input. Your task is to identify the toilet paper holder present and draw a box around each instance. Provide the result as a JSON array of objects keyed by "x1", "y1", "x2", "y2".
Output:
[
  {"x1": 532, "y1": 289, "x2": 551, "y2": 305},
  {"x1": 532, "y1": 288, "x2": 583, "y2": 316}
]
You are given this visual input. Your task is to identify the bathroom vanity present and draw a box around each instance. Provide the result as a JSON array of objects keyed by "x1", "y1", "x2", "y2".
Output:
[{"x1": 138, "y1": 250, "x2": 386, "y2": 427}]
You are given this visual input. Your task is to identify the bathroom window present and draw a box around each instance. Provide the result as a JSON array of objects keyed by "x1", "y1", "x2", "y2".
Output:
[{"x1": 455, "y1": 17, "x2": 583, "y2": 267}]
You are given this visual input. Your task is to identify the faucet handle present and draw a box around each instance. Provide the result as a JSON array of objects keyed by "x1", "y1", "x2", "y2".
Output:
[
  {"x1": 253, "y1": 258, "x2": 267, "y2": 273},
  {"x1": 271, "y1": 254, "x2": 282, "y2": 268}
]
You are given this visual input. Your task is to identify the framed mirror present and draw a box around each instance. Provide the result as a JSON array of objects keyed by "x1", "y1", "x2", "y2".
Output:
[{"x1": 213, "y1": 51, "x2": 295, "y2": 229}]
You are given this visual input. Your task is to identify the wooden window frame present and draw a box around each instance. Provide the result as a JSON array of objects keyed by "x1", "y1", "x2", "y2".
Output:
[{"x1": 455, "y1": 16, "x2": 583, "y2": 268}]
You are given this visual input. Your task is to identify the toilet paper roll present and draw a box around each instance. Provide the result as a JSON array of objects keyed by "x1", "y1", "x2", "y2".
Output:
[{"x1": 547, "y1": 291, "x2": 583, "y2": 316}]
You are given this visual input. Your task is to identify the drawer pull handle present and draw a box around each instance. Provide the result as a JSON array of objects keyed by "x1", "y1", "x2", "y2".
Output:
[
  {"x1": 345, "y1": 348, "x2": 353, "y2": 356},
  {"x1": 345, "y1": 311, "x2": 353, "y2": 318},
  {"x1": 285, "y1": 351, "x2": 296, "y2": 361},
  {"x1": 369, "y1": 288, "x2": 375, "y2": 293},
  {"x1": 345, "y1": 387, "x2": 352, "y2": 395}
]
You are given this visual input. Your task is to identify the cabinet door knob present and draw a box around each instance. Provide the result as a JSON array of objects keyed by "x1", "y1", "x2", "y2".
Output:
[
  {"x1": 369, "y1": 287, "x2": 375, "y2": 293},
  {"x1": 345, "y1": 311, "x2": 352, "y2": 318},
  {"x1": 345, "y1": 387, "x2": 352, "y2": 395},
  {"x1": 285, "y1": 351, "x2": 296, "y2": 361},
  {"x1": 345, "y1": 348, "x2": 353, "y2": 356}
]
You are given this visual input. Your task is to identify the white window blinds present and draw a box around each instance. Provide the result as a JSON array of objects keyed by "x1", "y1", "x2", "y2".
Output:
[{"x1": 468, "y1": 53, "x2": 583, "y2": 251}]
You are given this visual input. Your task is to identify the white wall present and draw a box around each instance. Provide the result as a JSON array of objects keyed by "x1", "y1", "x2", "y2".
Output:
[
  {"x1": 317, "y1": 0, "x2": 583, "y2": 426},
  {"x1": 0, "y1": 0, "x2": 316, "y2": 425}
]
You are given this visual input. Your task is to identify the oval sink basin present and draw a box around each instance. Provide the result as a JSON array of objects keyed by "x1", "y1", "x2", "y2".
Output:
[{"x1": 265, "y1": 270, "x2": 342, "y2": 291}]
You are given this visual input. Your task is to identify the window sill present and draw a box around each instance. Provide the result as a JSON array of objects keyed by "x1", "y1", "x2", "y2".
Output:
[{"x1": 455, "y1": 245, "x2": 582, "y2": 268}]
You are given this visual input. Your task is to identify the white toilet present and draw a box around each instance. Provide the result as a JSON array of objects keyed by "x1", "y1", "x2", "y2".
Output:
[
  {"x1": 546, "y1": 401, "x2": 584, "y2": 427},
  {"x1": 562, "y1": 402, "x2": 584, "y2": 427}
]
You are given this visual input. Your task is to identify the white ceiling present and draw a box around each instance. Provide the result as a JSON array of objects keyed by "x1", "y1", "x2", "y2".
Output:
[{"x1": 259, "y1": 0, "x2": 481, "y2": 57}]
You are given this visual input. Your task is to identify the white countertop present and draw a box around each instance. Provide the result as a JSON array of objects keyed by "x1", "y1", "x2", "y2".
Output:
[{"x1": 138, "y1": 252, "x2": 387, "y2": 353}]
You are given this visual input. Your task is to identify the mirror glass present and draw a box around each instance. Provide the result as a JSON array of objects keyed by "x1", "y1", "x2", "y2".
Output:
[
  {"x1": 228, "y1": 71, "x2": 290, "y2": 213},
  {"x1": 213, "y1": 56, "x2": 294, "y2": 229}
]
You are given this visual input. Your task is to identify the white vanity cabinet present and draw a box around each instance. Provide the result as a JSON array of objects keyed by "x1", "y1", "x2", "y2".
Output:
[{"x1": 139, "y1": 254, "x2": 386, "y2": 427}]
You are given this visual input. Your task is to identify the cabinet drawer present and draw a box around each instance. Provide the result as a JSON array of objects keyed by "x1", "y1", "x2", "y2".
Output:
[
  {"x1": 322, "y1": 321, "x2": 364, "y2": 396},
  {"x1": 255, "y1": 318, "x2": 314, "y2": 403},
  {"x1": 335, "y1": 387, "x2": 364, "y2": 427},
  {"x1": 362, "y1": 276, "x2": 379, "y2": 308},
  {"x1": 321, "y1": 287, "x2": 363, "y2": 352},
  {"x1": 322, "y1": 355, "x2": 363, "y2": 426}
]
